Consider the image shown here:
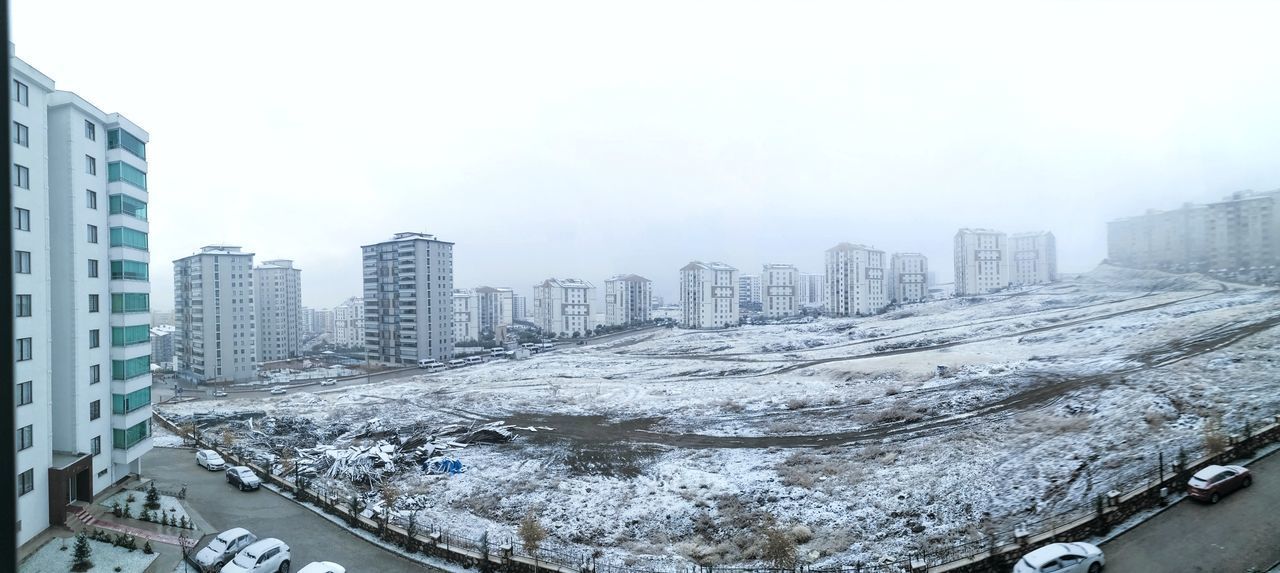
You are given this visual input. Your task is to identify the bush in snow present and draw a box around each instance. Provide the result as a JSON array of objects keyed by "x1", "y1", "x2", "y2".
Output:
[
  {"x1": 759, "y1": 526, "x2": 797, "y2": 568},
  {"x1": 518, "y1": 510, "x2": 547, "y2": 554},
  {"x1": 145, "y1": 482, "x2": 161, "y2": 510},
  {"x1": 71, "y1": 531, "x2": 93, "y2": 572}
]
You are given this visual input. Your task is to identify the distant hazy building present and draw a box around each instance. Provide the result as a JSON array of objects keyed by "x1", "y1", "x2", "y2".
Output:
[
  {"x1": 332, "y1": 297, "x2": 365, "y2": 348},
  {"x1": 738, "y1": 274, "x2": 762, "y2": 311},
  {"x1": 315, "y1": 308, "x2": 335, "y2": 336},
  {"x1": 533, "y1": 278, "x2": 596, "y2": 336},
  {"x1": 175, "y1": 246, "x2": 257, "y2": 382},
  {"x1": 799, "y1": 273, "x2": 825, "y2": 308},
  {"x1": 760, "y1": 264, "x2": 800, "y2": 318},
  {"x1": 604, "y1": 274, "x2": 653, "y2": 326},
  {"x1": 362, "y1": 232, "x2": 454, "y2": 365},
  {"x1": 680, "y1": 261, "x2": 739, "y2": 329},
  {"x1": 150, "y1": 310, "x2": 175, "y2": 327},
  {"x1": 1010, "y1": 232, "x2": 1058, "y2": 286},
  {"x1": 150, "y1": 325, "x2": 176, "y2": 368},
  {"x1": 825, "y1": 243, "x2": 888, "y2": 316},
  {"x1": 476, "y1": 286, "x2": 515, "y2": 335},
  {"x1": 889, "y1": 253, "x2": 929, "y2": 304},
  {"x1": 453, "y1": 289, "x2": 481, "y2": 342},
  {"x1": 254, "y1": 259, "x2": 302, "y2": 362},
  {"x1": 954, "y1": 229, "x2": 1009, "y2": 296},
  {"x1": 512, "y1": 295, "x2": 528, "y2": 320}
]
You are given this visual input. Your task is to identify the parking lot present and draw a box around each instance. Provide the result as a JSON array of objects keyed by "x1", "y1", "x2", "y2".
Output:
[{"x1": 144, "y1": 447, "x2": 437, "y2": 572}]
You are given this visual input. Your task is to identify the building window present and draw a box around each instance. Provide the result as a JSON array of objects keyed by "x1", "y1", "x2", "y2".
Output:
[
  {"x1": 112, "y1": 387, "x2": 151, "y2": 414},
  {"x1": 17, "y1": 425, "x2": 33, "y2": 451},
  {"x1": 85, "y1": 120, "x2": 96, "y2": 141},
  {"x1": 16, "y1": 338, "x2": 32, "y2": 361},
  {"x1": 89, "y1": 329, "x2": 100, "y2": 348},
  {"x1": 109, "y1": 194, "x2": 147, "y2": 220},
  {"x1": 110, "y1": 260, "x2": 148, "y2": 281},
  {"x1": 88, "y1": 294, "x2": 100, "y2": 313},
  {"x1": 90, "y1": 364, "x2": 100, "y2": 385},
  {"x1": 91, "y1": 436, "x2": 101, "y2": 456},
  {"x1": 12, "y1": 121, "x2": 28, "y2": 147},
  {"x1": 107, "y1": 128, "x2": 146, "y2": 159},
  {"x1": 107, "y1": 161, "x2": 146, "y2": 190},
  {"x1": 13, "y1": 164, "x2": 30, "y2": 189},
  {"x1": 12, "y1": 80, "x2": 29, "y2": 105},
  {"x1": 18, "y1": 469, "x2": 34, "y2": 496},
  {"x1": 86, "y1": 190, "x2": 98, "y2": 209},
  {"x1": 15, "y1": 207, "x2": 30, "y2": 231},
  {"x1": 15, "y1": 251, "x2": 31, "y2": 274},
  {"x1": 88, "y1": 259, "x2": 99, "y2": 278},
  {"x1": 87, "y1": 224, "x2": 98, "y2": 243},
  {"x1": 89, "y1": 400, "x2": 100, "y2": 420},
  {"x1": 109, "y1": 227, "x2": 148, "y2": 250},
  {"x1": 85, "y1": 155, "x2": 97, "y2": 175},
  {"x1": 111, "y1": 293, "x2": 149, "y2": 313},
  {"x1": 111, "y1": 325, "x2": 149, "y2": 347},
  {"x1": 111, "y1": 355, "x2": 150, "y2": 380},
  {"x1": 16, "y1": 295, "x2": 32, "y2": 317},
  {"x1": 17, "y1": 381, "x2": 33, "y2": 406},
  {"x1": 113, "y1": 420, "x2": 151, "y2": 450}
]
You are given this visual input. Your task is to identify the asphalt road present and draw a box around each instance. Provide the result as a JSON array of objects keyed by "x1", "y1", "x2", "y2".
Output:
[
  {"x1": 1102, "y1": 449, "x2": 1280, "y2": 572},
  {"x1": 144, "y1": 446, "x2": 436, "y2": 573}
]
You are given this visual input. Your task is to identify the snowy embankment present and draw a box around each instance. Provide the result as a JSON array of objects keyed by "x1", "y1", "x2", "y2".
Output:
[{"x1": 159, "y1": 266, "x2": 1280, "y2": 567}]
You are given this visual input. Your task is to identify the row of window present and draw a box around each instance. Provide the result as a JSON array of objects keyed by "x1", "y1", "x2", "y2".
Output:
[{"x1": 12, "y1": 160, "x2": 146, "y2": 190}]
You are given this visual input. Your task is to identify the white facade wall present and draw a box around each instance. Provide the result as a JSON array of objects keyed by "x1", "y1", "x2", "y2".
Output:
[
  {"x1": 1108, "y1": 191, "x2": 1280, "y2": 278},
  {"x1": 533, "y1": 278, "x2": 596, "y2": 336},
  {"x1": 1009, "y1": 232, "x2": 1057, "y2": 286},
  {"x1": 453, "y1": 289, "x2": 481, "y2": 342},
  {"x1": 737, "y1": 274, "x2": 762, "y2": 308},
  {"x1": 798, "y1": 273, "x2": 825, "y2": 308},
  {"x1": 254, "y1": 259, "x2": 302, "y2": 361},
  {"x1": 604, "y1": 274, "x2": 652, "y2": 326},
  {"x1": 889, "y1": 253, "x2": 929, "y2": 304},
  {"x1": 512, "y1": 295, "x2": 527, "y2": 320},
  {"x1": 476, "y1": 286, "x2": 515, "y2": 334},
  {"x1": 331, "y1": 297, "x2": 364, "y2": 348},
  {"x1": 363, "y1": 233, "x2": 454, "y2": 364},
  {"x1": 760, "y1": 264, "x2": 799, "y2": 318},
  {"x1": 954, "y1": 229, "x2": 1009, "y2": 296},
  {"x1": 824, "y1": 244, "x2": 888, "y2": 316},
  {"x1": 175, "y1": 247, "x2": 257, "y2": 382},
  {"x1": 680, "y1": 261, "x2": 739, "y2": 329}
]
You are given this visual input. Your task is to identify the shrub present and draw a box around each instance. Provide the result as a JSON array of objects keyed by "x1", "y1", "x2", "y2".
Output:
[
  {"x1": 518, "y1": 510, "x2": 548, "y2": 554},
  {"x1": 145, "y1": 482, "x2": 161, "y2": 510},
  {"x1": 760, "y1": 526, "x2": 797, "y2": 569},
  {"x1": 143, "y1": 541, "x2": 153, "y2": 554},
  {"x1": 71, "y1": 531, "x2": 93, "y2": 572}
]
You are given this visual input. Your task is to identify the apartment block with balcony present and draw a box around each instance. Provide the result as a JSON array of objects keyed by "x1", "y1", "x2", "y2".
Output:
[
  {"x1": 680, "y1": 261, "x2": 739, "y2": 329},
  {"x1": 362, "y1": 232, "x2": 454, "y2": 364},
  {"x1": 798, "y1": 272, "x2": 825, "y2": 308},
  {"x1": 825, "y1": 243, "x2": 888, "y2": 316},
  {"x1": 604, "y1": 274, "x2": 652, "y2": 326},
  {"x1": 533, "y1": 278, "x2": 595, "y2": 336},
  {"x1": 453, "y1": 288, "x2": 481, "y2": 342},
  {"x1": 254, "y1": 259, "x2": 302, "y2": 361},
  {"x1": 331, "y1": 297, "x2": 364, "y2": 348},
  {"x1": 954, "y1": 229, "x2": 1009, "y2": 296},
  {"x1": 174, "y1": 246, "x2": 257, "y2": 382},
  {"x1": 889, "y1": 253, "x2": 928, "y2": 304},
  {"x1": 475, "y1": 286, "x2": 515, "y2": 336},
  {"x1": 760, "y1": 264, "x2": 799, "y2": 319},
  {"x1": 1009, "y1": 232, "x2": 1057, "y2": 286}
]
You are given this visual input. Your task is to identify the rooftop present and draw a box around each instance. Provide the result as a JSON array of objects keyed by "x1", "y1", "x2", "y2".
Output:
[
  {"x1": 682, "y1": 261, "x2": 737, "y2": 272},
  {"x1": 607, "y1": 274, "x2": 651, "y2": 282}
]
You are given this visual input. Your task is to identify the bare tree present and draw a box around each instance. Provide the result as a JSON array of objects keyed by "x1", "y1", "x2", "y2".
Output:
[
  {"x1": 518, "y1": 509, "x2": 548, "y2": 554},
  {"x1": 760, "y1": 526, "x2": 797, "y2": 569}
]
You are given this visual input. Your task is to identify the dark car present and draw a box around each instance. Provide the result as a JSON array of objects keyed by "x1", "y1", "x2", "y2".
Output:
[
  {"x1": 1187, "y1": 464, "x2": 1251, "y2": 503},
  {"x1": 225, "y1": 466, "x2": 262, "y2": 491}
]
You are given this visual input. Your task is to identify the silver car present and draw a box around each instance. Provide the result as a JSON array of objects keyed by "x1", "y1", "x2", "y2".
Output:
[
  {"x1": 1013, "y1": 542, "x2": 1105, "y2": 573},
  {"x1": 194, "y1": 528, "x2": 257, "y2": 572}
]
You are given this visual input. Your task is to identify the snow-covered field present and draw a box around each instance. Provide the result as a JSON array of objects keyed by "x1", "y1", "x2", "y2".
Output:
[
  {"x1": 159, "y1": 266, "x2": 1280, "y2": 567},
  {"x1": 19, "y1": 537, "x2": 157, "y2": 573}
]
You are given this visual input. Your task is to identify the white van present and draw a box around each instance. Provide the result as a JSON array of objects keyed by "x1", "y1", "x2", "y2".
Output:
[
  {"x1": 426, "y1": 362, "x2": 446, "y2": 372},
  {"x1": 521, "y1": 343, "x2": 536, "y2": 349},
  {"x1": 488, "y1": 348, "x2": 506, "y2": 357},
  {"x1": 464, "y1": 356, "x2": 484, "y2": 365},
  {"x1": 417, "y1": 358, "x2": 433, "y2": 369},
  {"x1": 447, "y1": 359, "x2": 466, "y2": 368}
]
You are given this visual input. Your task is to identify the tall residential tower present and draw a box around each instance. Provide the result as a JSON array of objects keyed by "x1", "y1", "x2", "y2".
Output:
[
  {"x1": 604, "y1": 274, "x2": 652, "y2": 326},
  {"x1": 174, "y1": 246, "x2": 257, "y2": 382},
  {"x1": 254, "y1": 259, "x2": 302, "y2": 361},
  {"x1": 362, "y1": 232, "x2": 454, "y2": 364}
]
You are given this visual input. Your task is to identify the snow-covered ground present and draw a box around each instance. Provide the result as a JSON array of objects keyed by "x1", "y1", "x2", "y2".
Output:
[
  {"x1": 159, "y1": 266, "x2": 1280, "y2": 567},
  {"x1": 100, "y1": 492, "x2": 192, "y2": 528},
  {"x1": 19, "y1": 537, "x2": 157, "y2": 573}
]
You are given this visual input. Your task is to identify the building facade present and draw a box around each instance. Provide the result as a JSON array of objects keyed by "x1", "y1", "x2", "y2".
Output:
[
  {"x1": 362, "y1": 232, "x2": 454, "y2": 364},
  {"x1": 150, "y1": 325, "x2": 176, "y2": 368},
  {"x1": 453, "y1": 288, "x2": 481, "y2": 342},
  {"x1": 174, "y1": 246, "x2": 257, "y2": 382},
  {"x1": 331, "y1": 297, "x2": 365, "y2": 348},
  {"x1": 12, "y1": 50, "x2": 154, "y2": 547},
  {"x1": 476, "y1": 286, "x2": 515, "y2": 336},
  {"x1": 889, "y1": 253, "x2": 929, "y2": 304},
  {"x1": 253, "y1": 259, "x2": 302, "y2": 361},
  {"x1": 512, "y1": 295, "x2": 527, "y2": 320},
  {"x1": 798, "y1": 273, "x2": 825, "y2": 308},
  {"x1": 760, "y1": 264, "x2": 799, "y2": 318},
  {"x1": 603, "y1": 274, "x2": 652, "y2": 326},
  {"x1": 533, "y1": 278, "x2": 596, "y2": 336},
  {"x1": 737, "y1": 274, "x2": 762, "y2": 311},
  {"x1": 680, "y1": 261, "x2": 739, "y2": 328},
  {"x1": 954, "y1": 229, "x2": 1009, "y2": 296},
  {"x1": 825, "y1": 243, "x2": 888, "y2": 316},
  {"x1": 1009, "y1": 232, "x2": 1057, "y2": 286}
]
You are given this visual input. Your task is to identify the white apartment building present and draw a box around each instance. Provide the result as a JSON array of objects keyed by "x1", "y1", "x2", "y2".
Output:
[
  {"x1": 825, "y1": 243, "x2": 888, "y2": 316},
  {"x1": 362, "y1": 232, "x2": 454, "y2": 364},
  {"x1": 604, "y1": 274, "x2": 652, "y2": 326},
  {"x1": 798, "y1": 273, "x2": 825, "y2": 308},
  {"x1": 13, "y1": 49, "x2": 154, "y2": 546},
  {"x1": 738, "y1": 274, "x2": 762, "y2": 310},
  {"x1": 760, "y1": 264, "x2": 799, "y2": 318},
  {"x1": 680, "y1": 261, "x2": 739, "y2": 328},
  {"x1": 174, "y1": 246, "x2": 257, "y2": 382},
  {"x1": 512, "y1": 295, "x2": 527, "y2": 320},
  {"x1": 453, "y1": 288, "x2": 481, "y2": 342},
  {"x1": 1010, "y1": 232, "x2": 1057, "y2": 286},
  {"x1": 475, "y1": 286, "x2": 515, "y2": 336},
  {"x1": 889, "y1": 253, "x2": 929, "y2": 304},
  {"x1": 253, "y1": 259, "x2": 302, "y2": 361},
  {"x1": 315, "y1": 308, "x2": 334, "y2": 336},
  {"x1": 533, "y1": 278, "x2": 596, "y2": 336},
  {"x1": 954, "y1": 229, "x2": 1009, "y2": 296},
  {"x1": 331, "y1": 297, "x2": 364, "y2": 348}
]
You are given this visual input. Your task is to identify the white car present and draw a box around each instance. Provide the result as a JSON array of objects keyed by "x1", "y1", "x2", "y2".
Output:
[
  {"x1": 319, "y1": 378, "x2": 337, "y2": 386},
  {"x1": 194, "y1": 528, "x2": 257, "y2": 571},
  {"x1": 296, "y1": 562, "x2": 345, "y2": 573},
  {"x1": 213, "y1": 390, "x2": 229, "y2": 398},
  {"x1": 196, "y1": 449, "x2": 226, "y2": 471},
  {"x1": 269, "y1": 387, "x2": 287, "y2": 395},
  {"x1": 220, "y1": 538, "x2": 290, "y2": 573},
  {"x1": 1013, "y1": 542, "x2": 1105, "y2": 573}
]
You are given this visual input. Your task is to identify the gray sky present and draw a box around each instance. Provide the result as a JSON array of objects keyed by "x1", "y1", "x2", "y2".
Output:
[{"x1": 15, "y1": 1, "x2": 1280, "y2": 309}]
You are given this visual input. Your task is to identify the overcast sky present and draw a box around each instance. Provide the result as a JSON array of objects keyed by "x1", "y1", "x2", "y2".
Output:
[{"x1": 14, "y1": 1, "x2": 1280, "y2": 309}]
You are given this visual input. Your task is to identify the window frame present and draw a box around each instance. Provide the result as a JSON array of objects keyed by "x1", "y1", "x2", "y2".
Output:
[
  {"x1": 86, "y1": 189, "x2": 98, "y2": 209},
  {"x1": 17, "y1": 381, "x2": 33, "y2": 406},
  {"x1": 15, "y1": 250, "x2": 31, "y2": 273},
  {"x1": 89, "y1": 329, "x2": 100, "y2": 348},
  {"x1": 85, "y1": 155, "x2": 97, "y2": 175},
  {"x1": 16, "y1": 294, "x2": 32, "y2": 317},
  {"x1": 15, "y1": 207, "x2": 30, "y2": 230},
  {"x1": 88, "y1": 259, "x2": 99, "y2": 278},
  {"x1": 90, "y1": 364, "x2": 101, "y2": 385},
  {"x1": 89, "y1": 400, "x2": 101, "y2": 421},
  {"x1": 19, "y1": 469, "x2": 34, "y2": 496},
  {"x1": 87, "y1": 224, "x2": 98, "y2": 244},
  {"x1": 13, "y1": 121, "x2": 28, "y2": 147},
  {"x1": 13, "y1": 164, "x2": 30, "y2": 189},
  {"x1": 13, "y1": 79, "x2": 30, "y2": 105},
  {"x1": 85, "y1": 120, "x2": 96, "y2": 141},
  {"x1": 17, "y1": 338, "x2": 33, "y2": 361},
  {"x1": 17, "y1": 425, "x2": 33, "y2": 451},
  {"x1": 88, "y1": 294, "x2": 100, "y2": 313},
  {"x1": 91, "y1": 436, "x2": 102, "y2": 456}
]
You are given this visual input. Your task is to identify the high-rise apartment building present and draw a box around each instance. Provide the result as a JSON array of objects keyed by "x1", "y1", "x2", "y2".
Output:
[
  {"x1": 12, "y1": 50, "x2": 154, "y2": 547},
  {"x1": 760, "y1": 264, "x2": 799, "y2": 318},
  {"x1": 1009, "y1": 232, "x2": 1057, "y2": 286},
  {"x1": 533, "y1": 278, "x2": 596, "y2": 336},
  {"x1": 825, "y1": 243, "x2": 888, "y2": 316},
  {"x1": 737, "y1": 274, "x2": 762, "y2": 310},
  {"x1": 174, "y1": 246, "x2": 257, "y2": 382},
  {"x1": 512, "y1": 295, "x2": 527, "y2": 320},
  {"x1": 604, "y1": 274, "x2": 652, "y2": 326},
  {"x1": 150, "y1": 325, "x2": 176, "y2": 368},
  {"x1": 680, "y1": 261, "x2": 739, "y2": 329},
  {"x1": 889, "y1": 253, "x2": 929, "y2": 304},
  {"x1": 331, "y1": 297, "x2": 364, "y2": 348},
  {"x1": 253, "y1": 259, "x2": 302, "y2": 362},
  {"x1": 475, "y1": 286, "x2": 515, "y2": 336},
  {"x1": 362, "y1": 232, "x2": 454, "y2": 364},
  {"x1": 798, "y1": 273, "x2": 825, "y2": 308},
  {"x1": 453, "y1": 288, "x2": 481, "y2": 342},
  {"x1": 954, "y1": 229, "x2": 1009, "y2": 296}
]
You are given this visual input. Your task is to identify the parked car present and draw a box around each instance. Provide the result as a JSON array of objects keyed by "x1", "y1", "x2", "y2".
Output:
[
  {"x1": 269, "y1": 387, "x2": 287, "y2": 395},
  {"x1": 1187, "y1": 464, "x2": 1252, "y2": 503},
  {"x1": 319, "y1": 378, "x2": 337, "y2": 386},
  {"x1": 1013, "y1": 542, "x2": 1105, "y2": 573},
  {"x1": 196, "y1": 449, "x2": 226, "y2": 471},
  {"x1": 194, "y1": 527, "x2": 257, "y2": 572},
  {"x1": 296, "y1": 562, "x2": 345, "y2": 573},
  {"x1": 220, "y1": 537, "x2": 290, "y2": 573},
  {"x1": 225, "y1": 466, "x2": 261, "y2": 491},
  {"x1": 213, "y1": 390, "x2": 229, "y2": 398}
]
